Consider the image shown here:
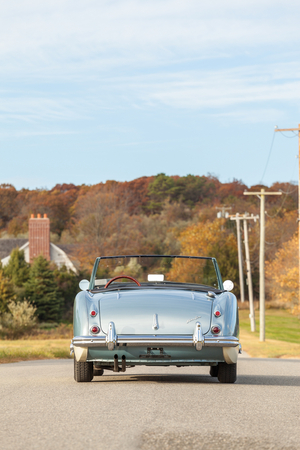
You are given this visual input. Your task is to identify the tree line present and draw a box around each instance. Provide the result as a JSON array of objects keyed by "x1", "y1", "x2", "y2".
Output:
[{"x1": 0, "y1": 173, "x2": 299, "y2": 329}]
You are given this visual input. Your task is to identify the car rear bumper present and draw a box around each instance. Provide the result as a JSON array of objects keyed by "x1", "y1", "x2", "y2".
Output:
[{"x1": 71, "y1": 321, "x2": 239, "y2": 353}]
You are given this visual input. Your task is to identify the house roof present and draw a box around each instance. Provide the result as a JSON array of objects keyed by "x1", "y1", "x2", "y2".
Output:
[
  {"x1": 0, "y1": 239, "x2": 28, "y2": 260},
  {"x1": 0, "y1": 239, "x2": 80, "y2": 273}
]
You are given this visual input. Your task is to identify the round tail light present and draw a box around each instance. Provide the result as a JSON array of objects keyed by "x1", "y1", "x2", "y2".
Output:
[
  {"x1": 211, "y1": 325, "x2": 221, "y2": 334},
  {"x1": 90, "y1": 326, "x2": 100, "y2": 334},
  {"x1": 90, "y1": 310, "x2": 97, "y2": 317},
  {"x1": 214, "y1": 310, "x2": 221, "y2": 317}
]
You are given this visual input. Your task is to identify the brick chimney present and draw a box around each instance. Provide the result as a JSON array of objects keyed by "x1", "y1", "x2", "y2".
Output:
[{"x1": 29, "y1": 214, "x2": 50, "y2": 262}]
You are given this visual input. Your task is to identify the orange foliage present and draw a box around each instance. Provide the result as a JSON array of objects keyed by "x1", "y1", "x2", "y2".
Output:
[
  {"x1": 168, "y1": 219, "x2": 239, "y2": 291},
  {"x1": 218, "y1": 179, "x2": 247, "y2": 202},
  {"x1": 0, "y1": 184, "x2": 18, "y2": 228},
  {"x1": 266, "y1": 234, "x2": 300, "y2": 314}
]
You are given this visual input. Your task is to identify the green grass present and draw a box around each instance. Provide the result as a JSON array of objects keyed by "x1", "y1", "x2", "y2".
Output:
[{"x1": 239, "y1": 308, "x2": 300, "y2": 344}]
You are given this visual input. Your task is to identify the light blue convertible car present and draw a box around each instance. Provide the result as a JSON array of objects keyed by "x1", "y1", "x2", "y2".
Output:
[{"x1": 71, "y1": 255, "x2": 240, "y2": 383}]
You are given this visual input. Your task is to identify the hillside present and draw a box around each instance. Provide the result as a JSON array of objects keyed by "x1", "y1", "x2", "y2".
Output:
[{"x1": 0, "y1": 174, "x2": 298, "y2": 308}]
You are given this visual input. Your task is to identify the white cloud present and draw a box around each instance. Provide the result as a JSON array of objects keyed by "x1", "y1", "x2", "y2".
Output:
[
  {"x1": 0, "y1": 0, "x2": 300, "y2": 126},
  {"x1": 1, "y1": 61, "x2": 300, "y2": 124},
  {"x1": 0, "y1": 0, "x2": 300, "y2": 79}
]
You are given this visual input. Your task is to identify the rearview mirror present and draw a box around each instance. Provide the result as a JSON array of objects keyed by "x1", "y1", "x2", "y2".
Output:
[
  {"x1": 79, "y1": 279, "x2": 90, "y2": 291},
  {"x1": 223, "y1": 280, "x2": 234, "y2": 291}
]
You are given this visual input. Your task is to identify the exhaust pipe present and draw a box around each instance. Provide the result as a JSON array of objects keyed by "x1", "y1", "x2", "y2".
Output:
[
  {"x1": 113, "y1": 354, "x2": 119, "y2": 372},
  {"x1": 121, "y1": 355, "x2": 126, "y2": 372}
]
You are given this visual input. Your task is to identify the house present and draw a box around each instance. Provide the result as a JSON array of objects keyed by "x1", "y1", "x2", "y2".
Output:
[{"x1": 0, "y1": 214, "x2": 78, "y2": 273}]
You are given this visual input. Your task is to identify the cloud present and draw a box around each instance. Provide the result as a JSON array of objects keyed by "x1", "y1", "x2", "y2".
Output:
[
  {"x1": 1, "y1": 0, "x2": 300, "y2": 126},
  {"x1": 0, "y1": 130, "x2": 78, "y2": 138},
  {"x1": 1, "y1": 61, "x2": 300, "y2": 124},
  {"x1": 0, "y1": 0, "x2": 300, "y2": 79}
]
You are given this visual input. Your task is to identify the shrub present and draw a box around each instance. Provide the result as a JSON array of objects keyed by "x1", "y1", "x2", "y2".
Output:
[{"x1": 0, "y1": 300, "x2": 37, "y2": 339}]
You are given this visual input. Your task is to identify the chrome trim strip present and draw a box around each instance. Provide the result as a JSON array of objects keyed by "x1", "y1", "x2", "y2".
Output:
[{"x1": 72, "y1": 334, "x2": 239, "y2": 349}]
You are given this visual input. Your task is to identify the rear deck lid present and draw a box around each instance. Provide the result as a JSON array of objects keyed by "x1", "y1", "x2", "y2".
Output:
[{"x1": 98, "y1": 289, "x2": 212, "y2": 335}]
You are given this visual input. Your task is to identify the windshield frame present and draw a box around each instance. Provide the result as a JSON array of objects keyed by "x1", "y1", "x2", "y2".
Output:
[{"x1": 89, "y1": 255, "x2": 224, "y2": 291}]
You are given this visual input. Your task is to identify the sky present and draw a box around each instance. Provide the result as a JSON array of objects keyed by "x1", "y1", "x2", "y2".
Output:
[{"x1": 1, "y1": 0, "x2": 300, "y2": 190}]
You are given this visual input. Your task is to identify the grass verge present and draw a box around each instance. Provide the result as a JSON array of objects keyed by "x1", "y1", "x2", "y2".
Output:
[
  {"x1": 0, "y1": 339, "x2": 72, "y2": 364},
  {"x1": 239, "y1": 308, "x2": 300, "y2": 358}
]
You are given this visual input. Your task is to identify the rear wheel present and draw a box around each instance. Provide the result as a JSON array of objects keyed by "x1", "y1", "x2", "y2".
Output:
[
  {"x1": 209, "y1": 365, "x2": 219, "y2": 377},
  {"x1": 217, "y1": 362, "x2": 237, "y2": 383},
  {"x1": 74, "y1": 357, "x2": 93, "y2": 382}
]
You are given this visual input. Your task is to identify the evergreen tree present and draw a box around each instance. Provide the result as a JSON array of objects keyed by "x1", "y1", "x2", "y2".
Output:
[
  {"x1": 4, "y1": 249, "x2": 30, "y2": 287},
  {"x1": 25, "y1": 256, "x2": 63, "y2": 322},
  {"x1": 0, "y1": 269, "x2": 16, "y2": 313},
  {"x1": 53, "y1": 265, "x2": 80, "y2": 321}
]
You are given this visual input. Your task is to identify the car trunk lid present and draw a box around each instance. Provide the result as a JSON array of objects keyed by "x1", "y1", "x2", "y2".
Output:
[{"x1": 98, "y1": 289, "x2": 212, "y2": 335}]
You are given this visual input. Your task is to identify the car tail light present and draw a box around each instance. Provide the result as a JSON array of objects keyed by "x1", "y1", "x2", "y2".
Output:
[
  {"x1": 211, "y1": 325, "x2": 221, "y2": 334},
  {"x1": 214, "y1": 310, "x2": 221, "y2": 317},
  {"x1": 90, "y1": 326, "x2": 100, "y2": 334},
  {"x1": 90, "y1": 310, "x2": 97, "y2": 317}
]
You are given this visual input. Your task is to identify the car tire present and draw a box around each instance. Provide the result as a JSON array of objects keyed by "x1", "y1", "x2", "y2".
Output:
[
  {"x1": 209, "y1": 365, "x2": 219, "y2": 377},
  {"x1": 74, "y1": 357, "x2": 93, "y2": 382},
  {"x1": 217, "y1": 362, "x2": 237, "y2": 383}
]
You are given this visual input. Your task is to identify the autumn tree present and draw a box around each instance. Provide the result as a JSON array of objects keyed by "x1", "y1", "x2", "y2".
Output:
[
  {"x1": 266, "y1": 234, "x2": 299, "y2": 314},
  {"x1": 0, "y1": 184, "x2": 19, "y2": 229},
  {"x1": 168, "y1": 219, "x2": 240, "y2": 294},
  {"x1": 73, "y1": 185, "x2": 133, "y2": 267}
]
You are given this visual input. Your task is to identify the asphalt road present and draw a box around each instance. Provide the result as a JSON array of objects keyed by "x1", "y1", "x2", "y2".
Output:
[{"x1": 0, "y1": 357, "x2": 299, "y2": 450}]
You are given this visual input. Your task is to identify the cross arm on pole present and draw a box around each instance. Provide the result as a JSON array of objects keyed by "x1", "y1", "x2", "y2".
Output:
[
  {"x1": 244, "y1": 191, "x2": 282, "y2": 196},
  {"x1": 275, "y1": 127, "x2": 299, "y2": 132},
  {"x1": 229, "y1": 213, "x2": 259, "y2": 220}
]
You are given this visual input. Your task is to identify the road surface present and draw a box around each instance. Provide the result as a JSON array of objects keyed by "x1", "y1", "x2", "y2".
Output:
[{"x1": 0, "y1": 357, "x2": 299, "y2": 450}]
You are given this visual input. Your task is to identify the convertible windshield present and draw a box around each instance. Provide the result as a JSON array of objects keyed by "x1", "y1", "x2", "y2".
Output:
[{"x1": 91, "y1": 255, "x2": 222, "y2": 290}]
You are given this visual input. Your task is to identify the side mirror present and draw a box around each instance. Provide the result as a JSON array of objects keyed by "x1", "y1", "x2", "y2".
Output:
[
  {"x1": 79, "y1": 279, "x2": 90, "y2": 291},
  {"x1": 223, "y1": 280, "x2": 234, "y2": 291}
]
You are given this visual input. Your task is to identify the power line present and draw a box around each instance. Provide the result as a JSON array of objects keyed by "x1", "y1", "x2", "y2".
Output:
[
  {"x1": 278, "y1": 131, "x2": 298, "y2": 138},
  {"x1": 260, "y1": 131, "x2": 276, "y2": 183},
  {"x1": 265, "y1": 164, "x2": 298, "y2": 219},
  {"x1": 279, "y1": 186, "x2": 298, "y2": 195}
]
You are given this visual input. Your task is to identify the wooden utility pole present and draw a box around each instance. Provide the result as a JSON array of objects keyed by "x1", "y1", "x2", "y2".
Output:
[
  {"x1": 244, "y1": 189, "x2": 282, "y2": 341},
  {"x1": 230, "y1": 214, "x2": 245, "y2": 303},
  {"x1": 242, "y1": 213, "x2": 259, "y2": 332},
  {"x1": 275, "y1": 124, "x2": 300, "y2": 305},
  {"x1": 230, "y1": 213, "x2": 258, "y2": 328}
]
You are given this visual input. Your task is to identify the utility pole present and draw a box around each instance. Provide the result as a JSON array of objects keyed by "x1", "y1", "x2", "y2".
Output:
[
  {"x1": 242, "y1": 213, "x2": 259, "y2": 332},
  {"x1": 230, "y1": 214, "x2": 245, "y2": 303},
  {"x1": 244, "y1": 189, "x2": 282, "y2": 341},
  {"x1": 275, "y1": 124, "x2": 300, "y2": 306}
]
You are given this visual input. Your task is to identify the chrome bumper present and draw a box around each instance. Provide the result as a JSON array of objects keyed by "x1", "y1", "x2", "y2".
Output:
[{"x1": 71, "y1": 322, "x2": 239, "y2": 353}]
